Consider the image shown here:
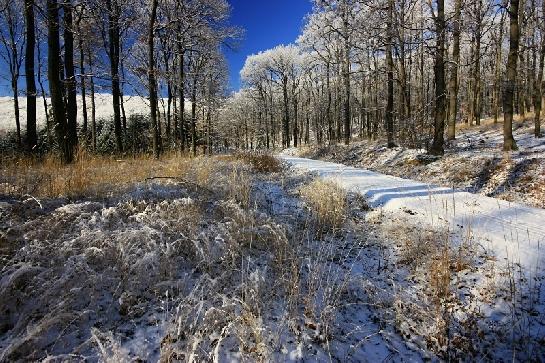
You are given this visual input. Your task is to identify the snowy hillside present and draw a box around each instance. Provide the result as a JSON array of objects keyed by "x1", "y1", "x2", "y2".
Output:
[{"x1": 0, "y1": 95, "x2": 191, "y2": 133}]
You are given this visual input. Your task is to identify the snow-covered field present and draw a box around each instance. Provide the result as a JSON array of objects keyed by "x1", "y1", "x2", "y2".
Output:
[
  {"x1": 0, "y1": 94, "x2": 181, "y2": 133},
  {"x1": 1, "y1": 154, "x2": 543, "y2": 361}
]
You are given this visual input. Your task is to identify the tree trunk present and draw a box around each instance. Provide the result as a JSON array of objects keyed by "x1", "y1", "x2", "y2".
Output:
[
  {"x1": 106, "y1": 0, "x2": 123, "y2": 152},
  {"x1": 178, "y1": 43, "x2": 186, "y2": 152},
  {"x1": 47, "y1": 0, "x2": 71, "y2": 163},
  {"x1": 430, "y1": 0, "x2": 446, "y2": 155},
  {"x1": 326, "y1": 63, "x2": 333, "y2": 144},
  {"x1": 191, "y1": 76, "x2": 197, "y2": 156},
  {"x1": 447, "y1": 0, "x2": 461, "y2": 140},
  {"x1": 493, "y1": 12, "x2": 506, "y2": 124},
  {"x1": 87, "y1": 47, "x2": 97, "y2": 152},
  {"x1": 24, "y1": 0, "x2": 37, "y2": 150},
  {"x1": 386, "y1": 0, "x2": 395, "y2": 148},
  {"x1": 342, "y1": 31, "x2": 351, "y2": 145},
  {"x1": 36, "y1": 29, "x2": 51, "y2": 144},
  {"x1": 293, "y1": 93, "x2": 298, "y2": 147},
  {"x1": 534, "y1": 0, "x2": 545, "y2": 138},
  {"x1": 148, "y1": 0, "x2": 160, "y2": 158},
  {"x1": 78, "y1": 36, "x2": 88, "y2": 136},
  {"x1": 282, "y1": 76, "x2": 290, "y2": 148},
  {"x1": 471, "y1": 0, "x2": 483, "y2": 126},
  {"x1": 503, "y1": 0, "x2": 520, "y2": 151},
  {"x1": 63, "y1": 0, "x2": 78, "y2": 153}
]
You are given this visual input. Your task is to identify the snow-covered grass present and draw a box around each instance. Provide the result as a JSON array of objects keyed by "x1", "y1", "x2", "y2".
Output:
[{"x1": 1, "y1": 152, "x2": 544, "y2": 361}]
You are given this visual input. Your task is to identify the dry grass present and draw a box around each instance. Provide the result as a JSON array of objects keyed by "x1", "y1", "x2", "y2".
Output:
[
  {"x1": 300, "y1": 179, "x2": 347, "y2": 230},
  {"x1": 457, "y1": 112, "x2": 531, "y2": 131},
  {"x1": 233, "y1": 152, "x2": 283, "y2": 173},
  {"x1": 0, "y1": 149, "x2": 191, "y2": 198},
  {"x1": 227, "y1": 165, "x2": 252, "y2": 208}
]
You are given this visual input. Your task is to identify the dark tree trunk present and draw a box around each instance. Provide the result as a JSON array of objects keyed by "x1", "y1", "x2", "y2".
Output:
[
  {"x1": 178, "y1": 43, "x2": 186, "y2": 152},
  {"x1": 503, "y1": 0, "x2": 520, "y2": 151},
  {"x1": 191, "y1": 76, "x2": 197, "y2": 156},
  {"x1": 447, "y1": 0, "x2": 461, "y2": 140},
  {"x1": 534, "y1": 0, "x2": 545, "y2": 138},
  {"x1": 87, "y1": 47, "x2": 97, "y2": 152},
  {"x1": 47, "y1": 0, "x2": 71, "y2": 163},
  {"x1": 282, "y1": 76, "x2": 290, "y2": 148},
  {"x1": 471, "y1": 0, "x2": 483, "y2": 126},
  {"x1": 430, "y1": 0, "x2": 446, "y2": 155},
  {"x1": 24, "y1": 0, "x2": 37, "y2": 150},
  {"x1": 106, "y1": 0, "x2": 123, "y2": 152},
  {"x1": 493, "y1": 12, "x2": 506, "y2": 124},
  {"x1": 342, "y1": 32, "x2": 351, "y2": 145},
  {"x1": 78, "y1": 37, "x2": 88, "y2": 135},
  {"x1": 293, "y1": 94, "x2": 298, "y2": 147},
  {"x1": 386, "y1": 0, "x2": 395, "y2": 148},
  {"x1": 63, "y1": 0, "x2": 78, "y2": 152},
  {"x1": 148, "y1": 0, "x2": 160, "y2": 158},
  {"x1": 36, "y1": 29, "x2": 51, "y2": 144}
]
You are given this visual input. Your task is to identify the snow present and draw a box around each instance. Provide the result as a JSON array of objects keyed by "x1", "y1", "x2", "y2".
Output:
[
  {"x1": 293, "y1": 121, "x2": 545, "y2": 209},
  {"x1": 281, "y1": 156, "x2": 545, "y2": 276},
  {"x1": 2, "y1": 156, "x2": 544, "y2": 361},
  {"x1": 0, "y1": 94, "x2": 192, "y2": 133}
]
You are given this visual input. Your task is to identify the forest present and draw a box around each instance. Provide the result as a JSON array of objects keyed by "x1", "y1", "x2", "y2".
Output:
[
  {"x1": 0, "y1": 0, "x2": 543, "y2": 157},
  {"x1": 1, "y1": 0, "x2": 545, "y2": 361}
]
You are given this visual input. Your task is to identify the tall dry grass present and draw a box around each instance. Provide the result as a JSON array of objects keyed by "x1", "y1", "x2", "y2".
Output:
[
  {"x1": 300, "y1": 179, "x2": 347, "y2": 230},
  {"x1": 0, "y1": 149, "x2": 191, "y2": 198}
]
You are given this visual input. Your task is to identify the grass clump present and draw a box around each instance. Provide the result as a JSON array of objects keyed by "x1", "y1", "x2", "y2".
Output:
[
  {"x1": 234, "y1": 152, "x2": 283, "y2": 173},
  {"x1": 300, "y1": 178, "x2": 347, "y2": 230}
]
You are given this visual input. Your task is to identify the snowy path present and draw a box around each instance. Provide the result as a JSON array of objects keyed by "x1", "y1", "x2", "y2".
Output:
[{"x1": 282, "y1": 156, "x2": 545, "y2": 275}]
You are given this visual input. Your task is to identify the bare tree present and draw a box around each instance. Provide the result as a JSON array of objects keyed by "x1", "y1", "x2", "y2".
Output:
[
  {"x1": 0, "y1": 0, "x2": 25, "y2": 147},
  {"x1": 64, "y1": 0, "x2": 78, "y2": 153},
  {"x1": 447, "y1": 0, "x2": 462, "y2": 140},
  {"x1": 47, "y1": 0, "x2": 72, "y2": 162},
  {"x1": 429, "y1": 0, "x2": 447, "y2": 155},
  {"x1": 503, "y1": 0, "x2": 520, "y2": 151},
  {"x1": 24, "y1": 0, "x2": 37, "y2": 150},
  {"x1": 148, "y1": 0, "x2": 160, "y2": 158}
]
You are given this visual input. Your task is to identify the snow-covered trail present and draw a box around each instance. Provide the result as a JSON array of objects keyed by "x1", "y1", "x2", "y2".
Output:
[{"x1": 282, "y1": 156, "x2": 545, "y2": 275}]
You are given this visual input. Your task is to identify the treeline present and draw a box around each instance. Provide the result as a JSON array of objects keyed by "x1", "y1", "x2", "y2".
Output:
[
  {"x1": 222, "y1": 0, "x2": 544, "y2": 153},
  {"x1": 0, "y1": 0, "x2": 237, "y2": 162}
]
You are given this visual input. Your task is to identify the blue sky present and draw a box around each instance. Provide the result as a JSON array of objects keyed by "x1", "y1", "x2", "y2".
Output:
[
  {"x1": 0, "y1": 0, "x2": 312, "y2": 96},
  {"x1": 225, "y1": 0, "x2": 312, "y2": 91}
]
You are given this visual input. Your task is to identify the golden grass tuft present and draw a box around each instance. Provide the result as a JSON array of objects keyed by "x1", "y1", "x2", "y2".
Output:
[
  {"x1": 234, "y1": 152, "x2": 283, "y2": 173},
  {"x1": 300, "y1": 178, "x2": 347, "y2": 229}
]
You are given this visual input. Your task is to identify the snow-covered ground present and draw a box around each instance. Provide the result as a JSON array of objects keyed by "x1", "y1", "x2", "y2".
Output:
[
  {"x1": 1, "y1": 154, "x2": 544, "y2": 361},
  {"x1": 295, "y1": 120, "x2": 545, "y2": 209},
  {"x1": 281, "y1": 156, "x2": 545, "y2": 274}
]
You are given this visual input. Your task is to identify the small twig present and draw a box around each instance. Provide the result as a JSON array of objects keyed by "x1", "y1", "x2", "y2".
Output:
[{"x1": 23, "y1": 194, "x2": 43, "y2": 209}]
